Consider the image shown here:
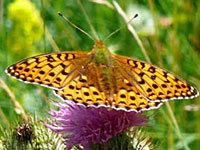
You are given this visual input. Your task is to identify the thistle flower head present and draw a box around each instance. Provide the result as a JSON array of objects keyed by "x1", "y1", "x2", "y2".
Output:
[
  {"x1": 0, "y1": 117, "x2": 66, "y2": 150},
  {"x1": 44, "y1": 102, "x2": 150, "y2": 149}
]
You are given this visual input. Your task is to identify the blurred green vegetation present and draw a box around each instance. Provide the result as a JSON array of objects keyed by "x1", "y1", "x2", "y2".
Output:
[{"x1": 0, "y1": 0, "x2": 200, "y2": 149}]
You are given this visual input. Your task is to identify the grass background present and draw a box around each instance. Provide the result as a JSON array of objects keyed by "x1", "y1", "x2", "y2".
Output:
[{"x1": 0, "y1": 0, "x2": 200, "y2": 149}]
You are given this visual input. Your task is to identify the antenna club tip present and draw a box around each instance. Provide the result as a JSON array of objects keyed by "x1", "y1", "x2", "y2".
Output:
[
  {"x1": 58, "y1": 12, "x2": 63, "y2": 16},
  {"x1": 134, "y1": 13, "x2": 138, "y2": 18}
]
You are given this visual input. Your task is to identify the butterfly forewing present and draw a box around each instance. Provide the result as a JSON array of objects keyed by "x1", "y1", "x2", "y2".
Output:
[
  {"x1": 6, "y1": 52, "x2": 90, "y2": 90},
  {"x1": 113, "y1": 54, "x2": 199, "y2": 102}
]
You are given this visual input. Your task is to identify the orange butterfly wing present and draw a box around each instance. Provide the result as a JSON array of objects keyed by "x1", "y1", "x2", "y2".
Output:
[
  {"x1": 6, "y1": 52, "x2": 89, "y2": 90},
  {"x1": 54, "y1": 64, "x2": 163, "y2": 112},
  {"x1": 113, "y1": 54, "x2": 199, "y2": 102}
]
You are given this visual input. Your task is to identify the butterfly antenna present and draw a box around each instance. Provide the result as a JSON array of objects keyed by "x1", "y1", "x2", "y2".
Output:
[
  {"x1": 104, "y1": 14, "x2": 138, "y2": 42},
  {"x1": 58, "y1": 12, "x2": 95, "y2": 42}
]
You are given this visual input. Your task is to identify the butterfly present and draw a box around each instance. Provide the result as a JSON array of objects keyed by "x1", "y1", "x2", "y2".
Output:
[{"x1": 6, "y1": 40, "x2": 199, "y2": 112}]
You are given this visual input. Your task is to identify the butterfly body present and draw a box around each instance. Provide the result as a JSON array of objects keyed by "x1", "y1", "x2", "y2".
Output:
[
  {"x1": 90, "y1": 41, "x2": 115, "y2": 105},
  {"x1": 6, "y1": 41, "x2": 199, "y2": 112}
]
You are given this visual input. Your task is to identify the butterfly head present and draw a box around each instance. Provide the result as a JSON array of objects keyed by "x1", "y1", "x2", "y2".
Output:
[
  {"x1": 91, "y1": 41, "x2": 112, "y2": 66},
  {"x1": 92, "y1": 40, "x2": 106, "y2": 49}
]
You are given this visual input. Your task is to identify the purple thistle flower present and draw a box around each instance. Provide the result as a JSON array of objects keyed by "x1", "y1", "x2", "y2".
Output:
[{"x1": 44, "y1": 102, "x2": 149, "y2": 150}]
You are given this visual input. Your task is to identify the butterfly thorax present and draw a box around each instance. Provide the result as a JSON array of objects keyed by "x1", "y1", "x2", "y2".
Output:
[
  {"x1": 90, "y1": 41, "x2": 115, "y2": 106},
  {"x1": 91, "y1": 41, "x2": 111, "y2": 66}
]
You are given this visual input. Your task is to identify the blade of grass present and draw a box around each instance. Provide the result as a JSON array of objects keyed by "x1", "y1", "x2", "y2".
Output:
[
  {"x1": 41, "y1": 0, "x2": 47, "y2": 53},
  {"x1": 0, "y1": 78, "x2": 27, "y2": 121},
  {"x1": 89, "y1": 0, "x2": 114, "y2": 9},
  {"x1": 147, "y1": 0, "x2": 163, "y2": 66},
  {"x1": 34, "y1": 0, "x2": 60, "y2": 52},
  {"x1": 148, "y1": 0, "x2": 174, "y2": 149},
  {"x1": 113, "y1": 1, "x2": 151, "y2": 64},
  {"x1": 0, "y1": 106, "x2": 10, "y2": 127},
  {"x1": 0, "y1": 0, "x2": 3, "y2": 39},
  {"x1": 165, "y1": 102, "x2": 190, "y2": 150},
  {"x1": 45, "y1": 29, "x2": 60, "y2": 52},
  {"x1": 112, "y1": 1, "x2": 190, "y2": 150},
  {"x1": 77, "y1": 0, "x2": 99, "y2": 41},
  {"x1": 42, "y1": 0, "x2": 80, "y2": 51}
]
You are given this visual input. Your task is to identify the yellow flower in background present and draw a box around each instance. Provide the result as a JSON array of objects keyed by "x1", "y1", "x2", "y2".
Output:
[{"x1": 8, "y1": 0, "x2": 43, "y2": 57}]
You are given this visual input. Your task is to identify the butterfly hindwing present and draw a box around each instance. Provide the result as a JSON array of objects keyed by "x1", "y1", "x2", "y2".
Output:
[
  {"x1": 6, "y1": 52, "x2": 89, "y2": 90},
  {"x1": 114, "y1": 54, "x2": 199, "y2": 102},
  {"x1": 54, "y1": 67, "x2": 163, "y2": 112}
]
